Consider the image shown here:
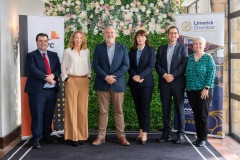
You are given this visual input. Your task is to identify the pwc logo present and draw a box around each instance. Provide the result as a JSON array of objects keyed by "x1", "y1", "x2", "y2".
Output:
[{"x1": 48, "y1": 30, "x2": 60, "y2": 48}]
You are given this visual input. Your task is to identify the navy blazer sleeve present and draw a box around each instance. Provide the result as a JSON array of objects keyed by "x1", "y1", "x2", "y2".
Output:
[
  {"x1": 26, "y1": 51, "x2": 48, "y2": 82},
  {"x1": 93, "y1": 44, "x2": 108, "y2": 80},
  {"x1": 155, "y1": 45, "x2": 168, "y2": 78},
  {"x1": 172, "y1": 45, "x2": 188, "y2": 79}
]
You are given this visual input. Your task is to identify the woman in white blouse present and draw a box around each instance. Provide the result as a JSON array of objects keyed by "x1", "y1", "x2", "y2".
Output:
[{"x1": 61, "y1": 30, "x2": 91, "y2": 146}]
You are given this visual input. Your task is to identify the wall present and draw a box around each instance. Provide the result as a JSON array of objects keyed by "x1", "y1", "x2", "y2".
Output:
[
  {"x1": 0, "y1": 0, "x2": 44, "y2": 138},
  {"x1": 211, "y1": 0, "x2": 229, "y2": 134}
]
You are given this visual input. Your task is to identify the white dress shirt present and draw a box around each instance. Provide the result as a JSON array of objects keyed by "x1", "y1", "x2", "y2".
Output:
[{"x1": 61, "y1": 48, "x2": 91, "y2": 81}]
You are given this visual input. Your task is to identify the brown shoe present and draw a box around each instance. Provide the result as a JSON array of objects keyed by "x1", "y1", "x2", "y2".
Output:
[
  {"x1": 118, "y1": 137, "x2": 130, "y2": 146},
  {"x1": 92, "y1": 137, "x2": 105, "y2": 146}
]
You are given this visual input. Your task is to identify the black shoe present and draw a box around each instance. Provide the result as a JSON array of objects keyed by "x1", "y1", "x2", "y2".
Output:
[
  {"x1": 140, "y1": 140, "x2": 147, "y2": 145},
  {"x1": 197, "y1": 140, "x2": 206, "y2": 147},
  {"x1": 136, "y1": 137, "x2": 141, "y2": 141},
  {"x1": 42, "y1": 137, "x2": 58, "y2": 144},
  {"x1": 174, "y1": 134, "x2": 185, "y2": 144},
  {"x1": 72, "y1": 141, "x2": 78, "y2": 147},
  {"x1": 33, "y1": 142, "x2": 41, "y2": 149},
  {"x1": 78, "y1": 141, "x2": 84, "y2": 145},
  {"x1": 192, "y1": 138, "x2": 200, "y2": 145},
  {"x1": 159, "y1": 133, "x2": 171, "y2": 143}
]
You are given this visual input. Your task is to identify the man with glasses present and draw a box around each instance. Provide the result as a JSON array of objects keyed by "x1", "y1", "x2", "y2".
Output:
[{"x1": 155, "y1": 26, "x2": 188, "y2": 144}]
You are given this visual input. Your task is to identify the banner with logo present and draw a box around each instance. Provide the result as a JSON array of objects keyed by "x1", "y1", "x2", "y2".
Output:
[
  {"x1": 174, "y1": 13, "x2": 224, "y2": 137},
  {"x1": 19, "y1": 15, "x2": 65, "y2": 138}
]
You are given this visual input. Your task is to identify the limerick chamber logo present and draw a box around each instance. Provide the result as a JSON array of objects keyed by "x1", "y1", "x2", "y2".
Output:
[{"x1": 181, "y1": 21, "x2": 191, "y2": 32}]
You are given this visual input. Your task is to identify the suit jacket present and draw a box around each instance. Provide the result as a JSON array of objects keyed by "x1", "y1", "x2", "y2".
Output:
[
  {"x1": 93, "y1": 42, "x2": 129, "y2": 92},
  {"x1": 155, "y1": 43, "x2": 188, "y2": 89},
  {"x1": 128, "y1": 46, "x2": 156, "y2": 87},
  {"x1": 24, "y1": 49, "x2": 61, "y2": 94}
]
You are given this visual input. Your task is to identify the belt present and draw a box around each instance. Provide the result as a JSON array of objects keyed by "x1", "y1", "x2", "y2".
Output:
[
  {"x1": 68, "y1": 74, "x2": 88, "y2": 78},
  {"x1": 43, "y1": 87, "x2": 56, "y2": 90}
]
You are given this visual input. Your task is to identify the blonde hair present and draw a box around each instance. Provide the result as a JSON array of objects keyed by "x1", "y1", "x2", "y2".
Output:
[
  {"x1": 193, "y1": 37, "x2": 206, "y2": 45},
  {"x1": 68, "y1": 30, "x2": 87, "y2": 49}
]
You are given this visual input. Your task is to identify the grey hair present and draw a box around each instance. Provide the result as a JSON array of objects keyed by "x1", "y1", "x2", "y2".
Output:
[{"x1": 193, "y1": 37, "x2": 206, "y2": 45}]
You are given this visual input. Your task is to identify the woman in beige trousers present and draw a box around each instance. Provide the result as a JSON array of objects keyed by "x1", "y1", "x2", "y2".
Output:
[{"x1": 61, "y1": 30, "x2": 91, "y2": 146}]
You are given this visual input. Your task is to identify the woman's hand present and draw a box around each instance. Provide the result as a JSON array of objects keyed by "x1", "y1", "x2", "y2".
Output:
[{"x1": 200, "y1": 89, "x2": 209, "y2": 99}]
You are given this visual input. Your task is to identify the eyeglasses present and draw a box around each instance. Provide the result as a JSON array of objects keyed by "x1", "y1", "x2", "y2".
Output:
[{"x1": 168, "y1": 32, "x2": 178, "y2": 35}]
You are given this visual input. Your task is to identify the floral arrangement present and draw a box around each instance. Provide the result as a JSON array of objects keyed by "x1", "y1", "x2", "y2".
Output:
[{"x1": 42, "y1": 0, "x2": 182, "y2": 36}]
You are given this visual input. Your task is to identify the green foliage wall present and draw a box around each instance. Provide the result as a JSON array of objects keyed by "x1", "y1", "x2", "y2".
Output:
[{"x1": 44, "y1": 0, "x2": 182, "y2": 131}]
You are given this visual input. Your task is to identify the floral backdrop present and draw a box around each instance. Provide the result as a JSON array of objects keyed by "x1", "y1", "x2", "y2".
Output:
[
  {"x1": 43, "y1": 0, "x2": 182, "y2": 35},
  {"x1": 42, "y1": 0, "x2": 183, "y2": 130}
]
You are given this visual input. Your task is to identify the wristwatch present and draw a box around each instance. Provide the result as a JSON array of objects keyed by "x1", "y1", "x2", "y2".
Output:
[{"x1": 204, "y1": 87, "x2": 209, "y2": 90}]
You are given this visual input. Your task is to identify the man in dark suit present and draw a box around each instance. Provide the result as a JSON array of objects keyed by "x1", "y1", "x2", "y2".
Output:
[
  {"x1": 25, "y1": 33, "x2": 61, "y2": 149},
  {"x1": 92, "y1": 26, "x2": 130, "y2": 146},
  {"x1": 155, "y1": 26, "x2": 188, "y2": 144}
]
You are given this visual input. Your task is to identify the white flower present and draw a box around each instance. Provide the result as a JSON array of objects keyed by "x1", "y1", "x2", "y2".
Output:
[
  {"x1": 79, "y1": 11, "x2": 87, "y2": 19},
  {"x1": 164, "y1": 0, "x2": 168, "y2": 3},
  {"x1": 140, "y1": 6, "x2": 146, "y2": 12},
  {"x1": 100, "y1": 0, "x2": 104, "y2": 5},
  {"x1": 146, "y1": 10, "x2": 151, "y2": 15},
  {"x1": 149, "y1": 3, "x2": 154, "y2": 8},
  {"x1": 126, "y1": 4, "x2": 129, "y2": 9}
]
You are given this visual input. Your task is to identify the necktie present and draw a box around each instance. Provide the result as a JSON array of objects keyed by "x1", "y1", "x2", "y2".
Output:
[{"x1": 42, "y1": 53, "x2": 51, "y2": 75}]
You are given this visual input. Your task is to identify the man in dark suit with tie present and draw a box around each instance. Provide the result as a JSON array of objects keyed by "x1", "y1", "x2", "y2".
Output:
[
  {"x1": 92, "y1": 26, "x2": 130, "y2": 146},
  {"x1": 25, "y1": 33, "x2": 61, "y2": 149},
  {"x1": 155, "y1": 26, "x2": 188, "y2": 144}
]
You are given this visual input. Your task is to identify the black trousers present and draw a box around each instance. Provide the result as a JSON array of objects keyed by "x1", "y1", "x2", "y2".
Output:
[
  {"x1": 130, "y1": 86, "x2": 153, "y2": 132},
  {"x1": 187, "y1": 89, "x2": 213, "y2": 141},
  {"x1": 160, "y1": 87, "x2": 185, "y2": 135}
]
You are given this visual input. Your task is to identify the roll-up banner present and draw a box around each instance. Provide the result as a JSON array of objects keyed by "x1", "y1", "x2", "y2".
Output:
[
  {"x1": 19, "y1": 15, "x2": 65, "y2": 138},
  {"x1": 174, "y1": 13, "x2": 225, "y2": 138}
]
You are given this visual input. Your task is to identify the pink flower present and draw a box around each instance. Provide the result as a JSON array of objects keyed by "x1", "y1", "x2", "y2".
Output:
[
  {"x1": 98, "y1": 21, "x2": 103, "y2": 27},
  {"x1": 127, "y1": 18, "x2": 133, "y2": 24},
  {"x1": 109, "y1": 20, "x2": 114, "y2": 25},
  {"x1": 175, "y1": 0, "x2": 180, "y2": 6},
  {"x1": 116, "y1": 0, "x2": 121, "y2": 5}
]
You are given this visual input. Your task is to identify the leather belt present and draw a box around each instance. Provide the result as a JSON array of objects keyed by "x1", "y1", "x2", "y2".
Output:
[{"x1": 68, "y1": 74, "x2": 88, "y2": 78}]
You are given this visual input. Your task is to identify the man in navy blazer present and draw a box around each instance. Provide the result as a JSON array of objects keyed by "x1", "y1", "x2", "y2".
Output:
[
  {"x1": 92, "y1": 26, "x2": 130, "y2": 146},
  {"x1": 25, "y1": 33, "x2": 61, "y2": 149},
  {"x1": 155, "y1": 26, "x2": 188, "y2": 144}
]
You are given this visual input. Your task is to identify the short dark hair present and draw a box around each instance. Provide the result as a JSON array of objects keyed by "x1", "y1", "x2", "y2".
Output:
[
  {"x1": 36, "y1": 33, "x2": 49, "y2": 41},
  {"x1": 167, "y1": 26, "x2": 179, "y2": 34}
]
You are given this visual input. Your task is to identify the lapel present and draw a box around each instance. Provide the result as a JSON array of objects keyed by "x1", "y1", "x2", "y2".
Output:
[
  {"x1": 111, "y1": 42, "x2": 119, "y2": 67},
  {"x1": 163, "y1": 45, "x2": 168, "y2": 70},
  {"x1": 103, "y1": 42, "x2": 111, "y2": 67},
  {"x1": 137, "y1": 46, "x2": 147, "y2": 67},
  {"x1": 36, "y1": 49, "x2": 46, "y2": 69},
  {"x1": 170, "y1": 43, "x2": 179, "y2": 71},
  {"x1": 47, "y1": 51, "x2": 55, "y2": 70}
]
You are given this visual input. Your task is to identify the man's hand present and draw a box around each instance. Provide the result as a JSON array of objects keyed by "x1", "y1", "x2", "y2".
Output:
[
  {"x1": 105, "y1": 75, "x2": 116, "y2": 84},
  {"x1": 45, "y1": 74, "x2": 55, "y2": 83}
]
